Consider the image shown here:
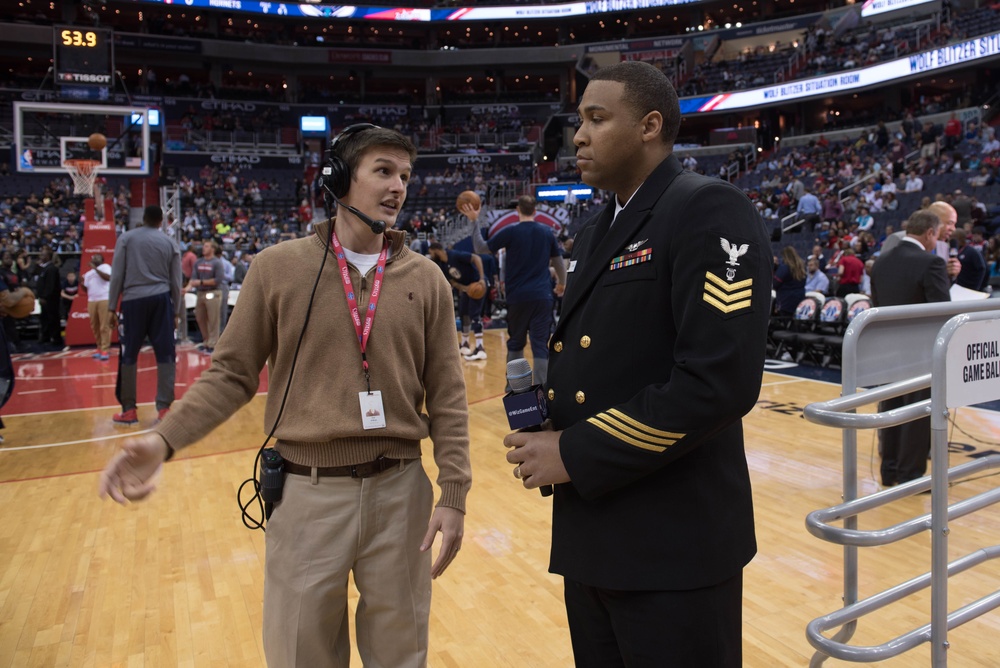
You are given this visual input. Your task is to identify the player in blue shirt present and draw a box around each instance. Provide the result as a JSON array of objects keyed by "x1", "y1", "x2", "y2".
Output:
[
  {"x1": 428, "y1": 243, "x2": 488, "y2": 359},
  {"x1": 467, "y1": 195, "x2": 566, "y2": 384}
]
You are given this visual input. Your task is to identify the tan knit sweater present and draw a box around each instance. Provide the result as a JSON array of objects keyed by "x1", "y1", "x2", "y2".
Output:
[{"x1": 155, "y1": 221, "x2": 472, "y2": 512}]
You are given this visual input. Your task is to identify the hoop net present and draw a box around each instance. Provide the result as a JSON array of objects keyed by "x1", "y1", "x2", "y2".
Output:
[{"x1": 64, "y1": 159, "x2": 102, "y2": 196}]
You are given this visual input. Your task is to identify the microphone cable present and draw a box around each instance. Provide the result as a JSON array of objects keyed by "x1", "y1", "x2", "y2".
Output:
[{"x1": 237, "y1": 217, "x2": 338, "y2": 532}]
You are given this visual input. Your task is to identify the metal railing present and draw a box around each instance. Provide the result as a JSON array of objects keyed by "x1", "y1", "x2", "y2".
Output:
[
  {"x1": 780, "y1": 210, "x2": 804, "y2": 234},
  {"x1": 803, "y1": 300, "x2": 1000, "y2": 666},
  {"x1": 836, "y1": 167, "x2": 884, "y2": 204},
  {"x1": 420, "y1": 130, "x2": 530, "y2": 151}
]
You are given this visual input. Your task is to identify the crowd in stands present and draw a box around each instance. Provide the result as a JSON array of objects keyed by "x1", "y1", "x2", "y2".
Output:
[
  {"x1": 741, "y1": 114, "x2": 1000, "y2": 364},
  {"x1": 3, "y1": 80, "x2": 999, "y2": 363},
  {"x1": 5, "y1": 0, "x2": 994, "y2": 109}
]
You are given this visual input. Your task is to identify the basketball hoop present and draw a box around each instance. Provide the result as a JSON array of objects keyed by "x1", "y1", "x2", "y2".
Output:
[{"x1": 64, "y1": 159, "x2": 102, "y2": 197}]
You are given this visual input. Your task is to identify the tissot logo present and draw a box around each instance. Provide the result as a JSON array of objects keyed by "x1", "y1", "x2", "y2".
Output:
[
  {"x1": 447, "y1": 156, "x2": 492, "y2": 165},
  {"x1": 61, "y1": 73, "x2": 112, "y2": 84},
  {"x1": 211, "y1": 154, "x2": 260, "y2": 164}
]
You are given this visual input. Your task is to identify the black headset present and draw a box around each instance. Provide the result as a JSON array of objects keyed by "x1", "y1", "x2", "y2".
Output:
[
  {"x1": 319, "y1": 123, "x2": 387, "y2": 234},
  {"x1": 321, "y1": 122, "x2": 380, "y2": 199}
]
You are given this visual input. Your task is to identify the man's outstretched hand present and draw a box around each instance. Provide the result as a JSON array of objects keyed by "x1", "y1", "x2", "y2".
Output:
[{"x1": 99, "y1": 433, "x2": 170, "y2": 504}]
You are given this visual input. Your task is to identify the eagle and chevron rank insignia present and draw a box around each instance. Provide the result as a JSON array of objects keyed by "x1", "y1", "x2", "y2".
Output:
[
  {"x1": 720, "y1": 237, "x2": 748, "y2": 280},
  {"x1": 702, "y1": 237, "x2": 754, "y2": 315}
]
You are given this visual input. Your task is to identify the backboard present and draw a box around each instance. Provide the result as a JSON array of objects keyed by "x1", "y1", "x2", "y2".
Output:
[{"x1": 14, "y1": 101, "x2": 153, "y2": 176}]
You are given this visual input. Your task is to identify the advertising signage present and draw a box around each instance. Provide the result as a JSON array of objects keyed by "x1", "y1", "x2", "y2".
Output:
[
  {"x1": 133, "y1": 0, "x2": 704, "y2": 22},
  {"x1": 680, "y1": 31, "x2": 1000, "y2": 114}
]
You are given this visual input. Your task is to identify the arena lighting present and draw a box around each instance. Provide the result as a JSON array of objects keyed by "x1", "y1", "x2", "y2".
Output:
[
  {"x1": 535, "y1": 184, "x2": 594, "y2": 202},
  {"x1": 130, "y1": 109, "x2": 161, "y2": 126},
  {"x1": 300, "y1": 116, "x2": 328, "y2": 133}
]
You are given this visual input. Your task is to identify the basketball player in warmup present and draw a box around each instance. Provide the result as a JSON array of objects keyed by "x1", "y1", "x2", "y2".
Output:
[
  {"x1": 465, "y1": 195, "x2": 566, "y2": 384},
  {"x1": 98, "y1": 125, "x2": 470, "y2": 667},
  {"x1": 107, "y1": 205, "x2": 183, "y2": 425},
  {"x1": 427, "y1": 242, "x2": 489, "y2": 359}
]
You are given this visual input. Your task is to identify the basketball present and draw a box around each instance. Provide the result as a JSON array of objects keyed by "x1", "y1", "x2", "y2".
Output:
[
  {"x1": 2, "y1": 288, "x2": 35, "y2": 319},
  {"x1": 466, "y1": 281, "x2": 486, "y2": 300},
  {"x1": 456, "y1": 190, "x2": 481, "y2": 212},
  {"x1": 88, "y1": 132, "x2": 107, "y2": 151}
]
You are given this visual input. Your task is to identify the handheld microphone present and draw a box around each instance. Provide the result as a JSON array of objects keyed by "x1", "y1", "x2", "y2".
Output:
[
  {"x1": 948, "y1": 238, "x2": 958, "y2": 258},
  {"x1": 504, "y1": 358, "x2": 553, "y2": 497}
]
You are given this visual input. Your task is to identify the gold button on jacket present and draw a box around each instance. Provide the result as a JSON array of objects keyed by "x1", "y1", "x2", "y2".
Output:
[
  {"x1": 553, "y1": 341, "x2": 563, "y2": 352},
  {"x1": 580, "y1": 335, "x2": 591, "y2": 348},
  {"x1": 575, "y1": 391, "x2": 586, "y2": 404},
  {"x1": 547, "y1": 388, "x2": 555, "y2": 401}
]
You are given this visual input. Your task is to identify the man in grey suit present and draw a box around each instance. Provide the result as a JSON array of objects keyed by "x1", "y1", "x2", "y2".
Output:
[
  {"x1": 870, "y1": 209, "x2": 951, "y2": 486},
  {"x1": 879, "y1": 201, "x2": 961, "y2": 281}
]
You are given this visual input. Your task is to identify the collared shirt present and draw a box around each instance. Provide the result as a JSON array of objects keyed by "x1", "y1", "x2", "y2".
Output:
[
  {"x1": 613, "y1": 182, "x2": 644, "y2": 224},
  {"x1": 805, "y1": 269, "x2": 830, "y2": 294},
  {"x1": 796, "y1": 193, "x2": 822, "y2": 215}
]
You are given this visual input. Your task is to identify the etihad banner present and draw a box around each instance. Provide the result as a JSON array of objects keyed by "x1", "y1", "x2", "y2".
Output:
[
  {"x1": 416, "y1": 153, "x2": 534, "y2": 170},
  {"x1": 680, "y1": 31, "x2": 1000, "y2": 114},
  {"x1": 165, "y1": 152, "x2": 304, "y2": 169}
]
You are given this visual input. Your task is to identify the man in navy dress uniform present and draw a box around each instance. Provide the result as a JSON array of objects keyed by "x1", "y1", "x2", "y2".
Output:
[{"x1": 505, "y1": 61, "x2": 772, "y2": 666}]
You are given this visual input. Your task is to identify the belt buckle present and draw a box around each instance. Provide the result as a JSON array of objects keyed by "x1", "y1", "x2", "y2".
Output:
[{"x1": 351, "y1": 456, "x2": 390, "y2": 479}]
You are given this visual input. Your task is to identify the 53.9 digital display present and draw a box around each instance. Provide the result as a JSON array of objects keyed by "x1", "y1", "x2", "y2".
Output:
[{"x1": 53, "y1": 26, "x2": 113, "y2": 86}]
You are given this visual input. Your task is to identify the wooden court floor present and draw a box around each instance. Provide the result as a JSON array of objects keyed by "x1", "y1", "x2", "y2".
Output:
[{"x1": 1, "y1": 329, "x2": 999, "y2": 667}]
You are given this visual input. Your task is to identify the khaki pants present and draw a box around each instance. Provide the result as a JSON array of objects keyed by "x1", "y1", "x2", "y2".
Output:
[
  {"x1": 195, "y1": 289, "x2": 221, "y2": 348},
  {"x1": 263, "y1": 459, "x2": 433, "y2": 668},
  {"x1": 87, "y1": 299, "x2": 111, "y2": 353}
]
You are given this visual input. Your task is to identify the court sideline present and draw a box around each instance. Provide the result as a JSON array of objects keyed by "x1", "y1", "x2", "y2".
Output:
[{"x1": 1, "y1": 330, "x2": 998, "y2": 666}]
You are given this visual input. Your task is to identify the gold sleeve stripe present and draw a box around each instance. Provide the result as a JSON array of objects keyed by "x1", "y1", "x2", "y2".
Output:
[
  {"x1": 606, "y1": 408, "x2": 685, "y2": 439},
  {"x1": 592, "y1": 414, "x2": 678, "y2": 446},
  {"x1": 705, "y1": 271, "x2": 753, "y2": 292},
  {"x1": 703, "y1": 282, "x2": 753, "y2": 303},
  {"x1": 703, "y1": 294, "x2": 752, "y2": 313},
  {"x1": 587, "y1": 417, "x2": 668, "y2": 453}
]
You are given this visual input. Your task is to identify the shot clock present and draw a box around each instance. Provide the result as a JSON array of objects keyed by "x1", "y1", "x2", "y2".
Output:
[{"x1": 53, "y1": 26, "x2": 113, "y2": 86}]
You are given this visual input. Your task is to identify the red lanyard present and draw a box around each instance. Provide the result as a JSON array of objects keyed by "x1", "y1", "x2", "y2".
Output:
[{"x1": 331, "y1": 232, "x2": 389, "y2": 392}]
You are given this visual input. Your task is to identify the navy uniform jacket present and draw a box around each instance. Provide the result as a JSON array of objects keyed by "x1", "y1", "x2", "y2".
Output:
[{"x1": 547, "y1": 154, "x2": 772, "y2": 591}]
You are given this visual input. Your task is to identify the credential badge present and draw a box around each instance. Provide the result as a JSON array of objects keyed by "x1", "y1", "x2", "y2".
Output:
[{"x1": 720, "y1": 237, "x2": 749, "y2": 281}]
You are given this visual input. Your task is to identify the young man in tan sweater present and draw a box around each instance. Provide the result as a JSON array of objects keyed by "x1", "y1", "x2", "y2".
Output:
[{"x1": 99, "y1": 126, "x2": 471, "y2": 667}]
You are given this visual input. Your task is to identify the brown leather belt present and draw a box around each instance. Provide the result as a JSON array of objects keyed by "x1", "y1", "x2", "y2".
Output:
[{"x1": 282, "y1": 456, "x2": 402, "y2": 479}]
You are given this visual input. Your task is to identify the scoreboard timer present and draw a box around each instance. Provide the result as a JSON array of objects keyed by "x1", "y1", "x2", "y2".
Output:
[{"x1": 53, "y1": 26, "x2": 113, "y2": 86}]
